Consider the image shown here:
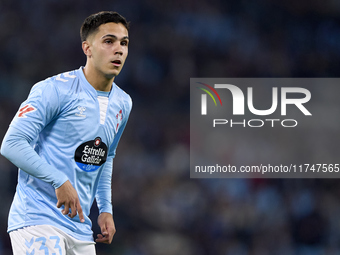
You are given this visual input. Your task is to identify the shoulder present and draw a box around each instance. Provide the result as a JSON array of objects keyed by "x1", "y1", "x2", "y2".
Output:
[
  {"x1": 47, "y1": 69, "x2": 80, "y2": 92},
  {"x1": 33, "y1": 69, "x2": 79, "y2": 88},
  {"x1": 113, "y1": 84, "x2": 133, "y2": 112},
  {"x1": 31, "y1": 69, "x2": 81, "y2": 99}
]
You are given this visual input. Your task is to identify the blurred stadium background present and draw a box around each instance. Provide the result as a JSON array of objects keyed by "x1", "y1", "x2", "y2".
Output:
[{"x1": 1, "y1": 0, "x2": 340, "y2": 254}]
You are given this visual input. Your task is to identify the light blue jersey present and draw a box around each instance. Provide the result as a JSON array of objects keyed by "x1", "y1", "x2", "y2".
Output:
[{"x1": 1, "y1": 67, "x2": 132, "y2": 241}]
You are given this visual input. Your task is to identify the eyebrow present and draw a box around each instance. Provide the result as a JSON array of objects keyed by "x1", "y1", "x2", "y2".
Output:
[{"x1": 101, "y1": 34, "x2": 129, "y2": 40}]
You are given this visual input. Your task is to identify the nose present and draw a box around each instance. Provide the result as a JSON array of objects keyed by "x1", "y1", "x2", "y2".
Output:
[{"x1": 114, "y1": 42, "x2": 123, "y2": 56}]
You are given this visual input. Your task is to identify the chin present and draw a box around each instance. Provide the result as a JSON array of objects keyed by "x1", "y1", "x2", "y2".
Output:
[{"x1": 104, "y1": 72, "x2": 119, "y2": 80}]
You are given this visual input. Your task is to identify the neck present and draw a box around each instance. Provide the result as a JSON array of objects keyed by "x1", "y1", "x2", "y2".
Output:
[{"x1": 82, "y1": 64, "x2": 114, "y2": 92}]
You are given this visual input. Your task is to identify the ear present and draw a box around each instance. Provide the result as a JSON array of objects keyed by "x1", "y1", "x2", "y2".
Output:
[{"x1": 82, "y1": 41, "x2": 92, "y2": 57}]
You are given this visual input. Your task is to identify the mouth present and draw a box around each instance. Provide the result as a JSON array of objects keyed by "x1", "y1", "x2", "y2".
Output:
[{"x1": 111, "y1": 60, "x2": 122, "y2": 67}]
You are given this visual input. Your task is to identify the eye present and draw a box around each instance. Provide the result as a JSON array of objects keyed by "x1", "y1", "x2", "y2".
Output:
[
  {"x1": 104, "y1": 39, "x2": 112, "y2": 44},
  {"x1": 121, "y1": 41, "x2": 129, "y2": 46}
]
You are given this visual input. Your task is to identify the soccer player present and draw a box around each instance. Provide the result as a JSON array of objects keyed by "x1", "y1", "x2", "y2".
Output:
[{"x1": 0, "y1": 11, "x2": 132, "y2": 255}]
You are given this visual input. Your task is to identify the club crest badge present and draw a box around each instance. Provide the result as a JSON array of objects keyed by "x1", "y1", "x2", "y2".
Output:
[{"x1": 116, "y1": 109, "x2": 123, "y2": 132}]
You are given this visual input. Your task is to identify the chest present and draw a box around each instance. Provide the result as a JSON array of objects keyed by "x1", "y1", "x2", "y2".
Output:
[{"x1": 50, "y1": 93, "x2": 124, "y2": 147}]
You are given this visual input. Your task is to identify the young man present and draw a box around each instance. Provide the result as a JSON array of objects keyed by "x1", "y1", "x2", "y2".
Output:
[{"x1": 1, "y1": 11, "x2": 132, "y2": 254}]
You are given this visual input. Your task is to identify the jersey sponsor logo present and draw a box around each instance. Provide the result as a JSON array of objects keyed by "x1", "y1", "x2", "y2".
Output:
[
  {"x1": 74, "y1": 137, "x2": 108, "y2": 172},
  {"x1": 18, "y1": 104, "x2": 37, "y2": 118},
  {"x1": 116, "y1": 109, "x2": 123, "y2": 132}
]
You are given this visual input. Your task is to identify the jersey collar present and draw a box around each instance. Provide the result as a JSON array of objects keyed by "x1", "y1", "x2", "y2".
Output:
[{"x1": 77, "y1": 66, "x2": 116, "y2": 98}]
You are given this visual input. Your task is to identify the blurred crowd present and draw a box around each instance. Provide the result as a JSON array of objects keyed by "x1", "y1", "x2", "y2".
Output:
[{"x1": 1, "y1": 0, "x2": 340, "y2": 254}]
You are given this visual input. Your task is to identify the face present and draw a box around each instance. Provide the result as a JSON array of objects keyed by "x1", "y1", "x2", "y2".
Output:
[{"x1": 84, "y1": 22, "x2": 129, "y2": 79}]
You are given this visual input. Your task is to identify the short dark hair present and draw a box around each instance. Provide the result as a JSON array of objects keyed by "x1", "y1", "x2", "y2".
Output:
[{"x1": 80, "y1": 11, "x2": 129, "y2": 42}]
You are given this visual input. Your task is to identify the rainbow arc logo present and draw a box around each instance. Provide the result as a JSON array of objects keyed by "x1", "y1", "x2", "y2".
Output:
[{"x1": 196, "y1": 82, "x2": 222, "y2": 115}]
